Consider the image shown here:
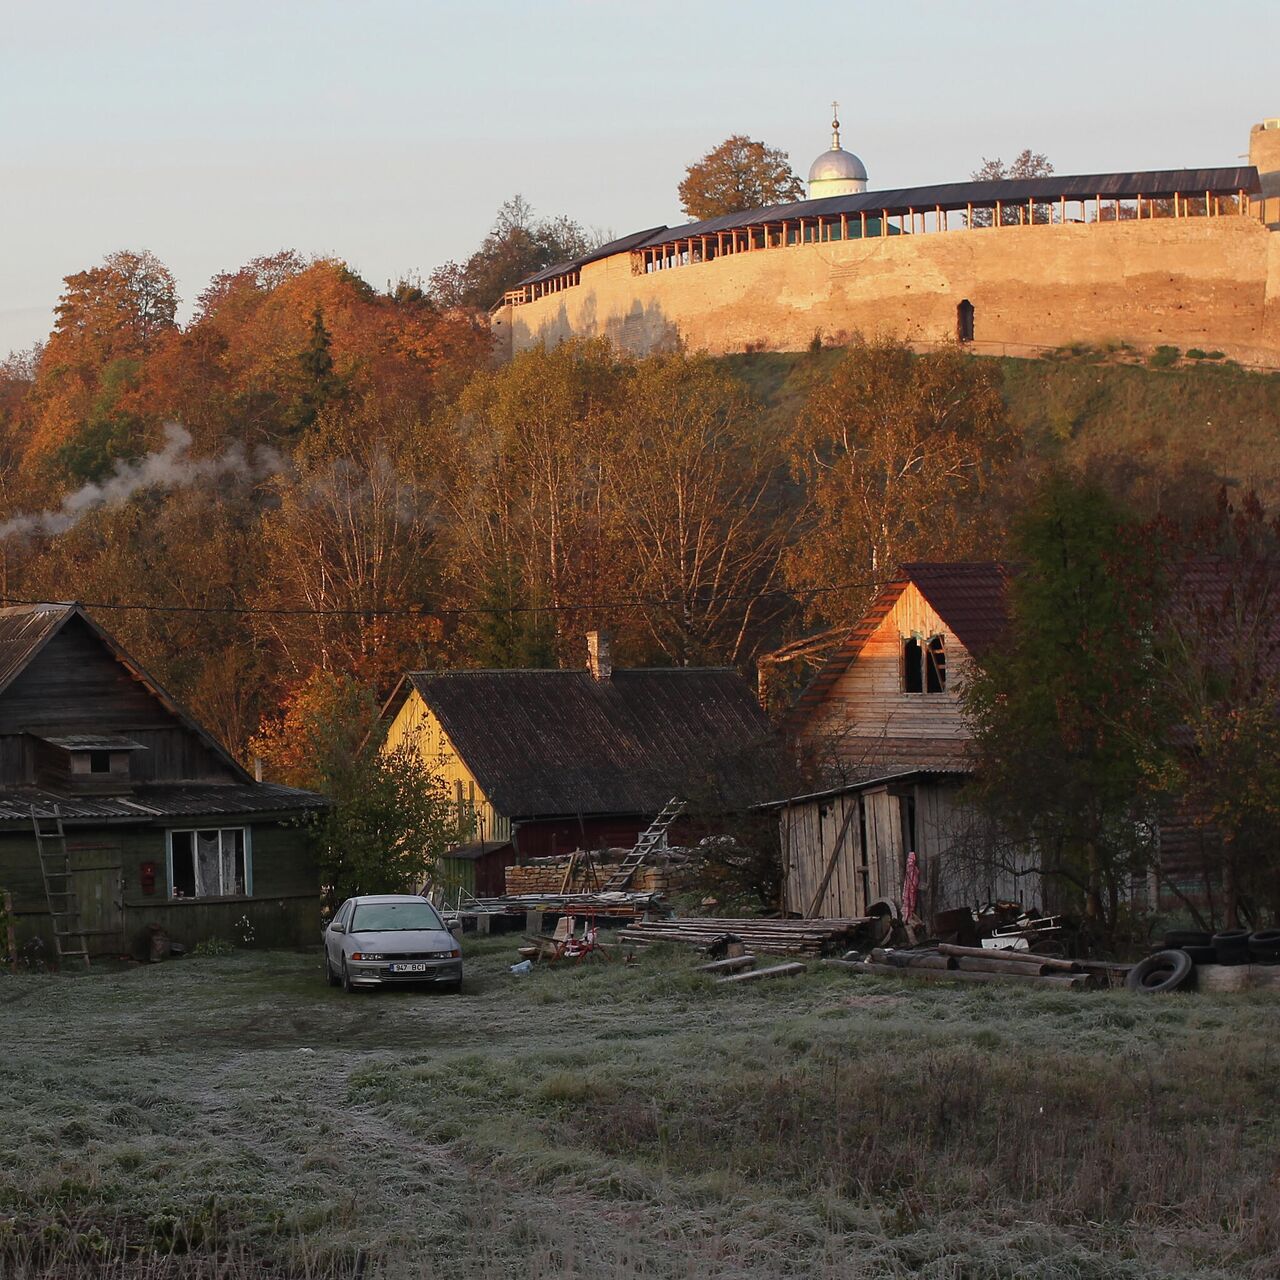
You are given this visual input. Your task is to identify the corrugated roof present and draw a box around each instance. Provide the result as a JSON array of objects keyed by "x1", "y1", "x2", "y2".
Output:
[
  {"x1": 516, "y1": 166, "x2": 1261, "y2": 286},
  {"x1": 0, "y1": 603, "x2": 74, "y2": 696},
  {"x1": 392, "y1": 668, "x2": 772, "y2": 819},
  {"x1": 0, "y1": 782, "x2": 328, "y2": 824}
]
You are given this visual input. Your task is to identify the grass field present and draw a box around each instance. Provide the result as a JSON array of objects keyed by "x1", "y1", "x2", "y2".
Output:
[{"x1": 3, "y1": 936, "x2": 1279, "y2": 1279}]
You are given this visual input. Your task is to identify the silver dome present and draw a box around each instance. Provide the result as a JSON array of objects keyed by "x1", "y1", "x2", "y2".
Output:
[{"x1": 809, "y1": 147, "x2": 868, "y2": 183}]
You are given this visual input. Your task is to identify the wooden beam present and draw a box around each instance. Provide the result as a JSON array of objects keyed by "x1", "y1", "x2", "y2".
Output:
[{"x1": 716, "y1": 962, "x2": 806, "y2": 985}]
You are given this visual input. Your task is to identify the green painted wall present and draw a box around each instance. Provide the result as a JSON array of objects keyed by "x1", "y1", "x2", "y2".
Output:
[{"x1": 0, "y1": 815, "x2": 319, "y2": 959}]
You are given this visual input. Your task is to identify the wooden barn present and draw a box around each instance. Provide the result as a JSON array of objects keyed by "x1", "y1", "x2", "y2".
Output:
[
  {"x1": 778, "y1": 564, "x2": 1037, "y2": 920},
  {"x1": 0, "y1": 603, "x2": 327, "y2": 961},
  {"x1": 378, "y1": 632, "x2": 772, "y2": 860}
]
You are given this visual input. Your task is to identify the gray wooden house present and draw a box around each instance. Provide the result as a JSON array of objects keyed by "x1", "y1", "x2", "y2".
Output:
[{"x1": 0, "y1": 603, "x2": 327, "y2": 961}]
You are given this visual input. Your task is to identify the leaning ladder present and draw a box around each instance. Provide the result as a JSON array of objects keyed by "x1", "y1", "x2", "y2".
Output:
[
  {"x1": 601, "y1": 797, "x2": 686, "y2": 892},
  {"x1": 31, "y1": 806, "x2": 90, "y2": 970}
]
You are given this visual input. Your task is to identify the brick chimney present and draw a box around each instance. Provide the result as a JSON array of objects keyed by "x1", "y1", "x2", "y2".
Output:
[{"x1": 586, "y1": 630, "x2": 612, "y2": 682}]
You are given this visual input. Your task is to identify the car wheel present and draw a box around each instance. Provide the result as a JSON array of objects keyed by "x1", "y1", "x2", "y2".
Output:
[
  {"x1": 341, "y1": 959, "x2": 356, "y2": 994},
  {"x1": 325, "y1": 952, "x2": 340, "y2": 987}
]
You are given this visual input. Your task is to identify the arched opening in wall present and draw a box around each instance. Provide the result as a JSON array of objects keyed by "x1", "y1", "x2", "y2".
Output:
[{"x1": 957, "y1": 299, "x2": 975, "y2": 343}]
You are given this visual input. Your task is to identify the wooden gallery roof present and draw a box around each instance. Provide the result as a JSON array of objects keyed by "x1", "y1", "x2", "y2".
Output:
[{"x1": 383, "y1": 667, "x2": 772, "y2": 820}]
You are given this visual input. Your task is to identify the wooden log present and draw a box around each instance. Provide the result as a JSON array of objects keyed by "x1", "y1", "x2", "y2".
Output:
[
  {"x1": 956, "y1": 954, "x2": 1053, "y2": 977},
  {"x1": 836, "y1": 959, "x2": 1090, "y2": 989},
  {"x1": 695, "y1": 954, "x2": 756, "y2": 974},
  {"x1": 870, "y1": 948, "x2": 955, "y2": 970},
  {"x1": 938, "y1": 942, "x2": 1082, "y2": 973},
  {"x1": 716, "y1": 962, "x2": 806, "y2": 985}
]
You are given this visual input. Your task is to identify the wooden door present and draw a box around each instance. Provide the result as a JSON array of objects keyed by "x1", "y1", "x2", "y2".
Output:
[{"x1": 69, "y1": 844, "x2": 124, "y2": 955}]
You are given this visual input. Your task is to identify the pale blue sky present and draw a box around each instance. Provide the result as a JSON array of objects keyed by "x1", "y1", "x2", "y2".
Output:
[{"x1": 3, "y1": 0, "x2": 1276, "y2": 355}]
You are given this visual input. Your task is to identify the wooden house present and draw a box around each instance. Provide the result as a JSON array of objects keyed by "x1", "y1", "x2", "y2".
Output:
[
  {"x1": 777, "y1": 564, "x2": 1035, "y2": 920},
  {"x1": 378, "y1": 632, "x2": 772, "y2": 860},
  {"x1": 0, "y1": 603, "x2": 327, "y2": 960}
]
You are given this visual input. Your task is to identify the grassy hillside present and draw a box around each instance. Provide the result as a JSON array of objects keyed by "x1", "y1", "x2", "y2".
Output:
[{"x1": 723, "y1": 348, "x2": 1280, "y2": 512}]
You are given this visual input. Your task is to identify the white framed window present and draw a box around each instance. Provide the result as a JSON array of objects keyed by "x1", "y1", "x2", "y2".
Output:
[{"x1": 167, "y1": 827, "x2": 252, "y2": 899}]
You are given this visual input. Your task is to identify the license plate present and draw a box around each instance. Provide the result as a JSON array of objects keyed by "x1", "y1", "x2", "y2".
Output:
[{"x1": 390, "y1": 962, "x2": 429, "y2": 974}]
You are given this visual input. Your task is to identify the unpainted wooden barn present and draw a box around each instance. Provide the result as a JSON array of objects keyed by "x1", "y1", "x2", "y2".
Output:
[
  {"x1": 0, "y1": 603, "x2": 327, "y2": 960},
  {"x1": 779, "y1": 564, "x2": 1039, "y2": 920}
]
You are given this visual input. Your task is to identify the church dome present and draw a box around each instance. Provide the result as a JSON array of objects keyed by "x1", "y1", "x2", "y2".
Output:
[
  {"x1": 808, "y1": 107, "x2": 868, "y2": 198},
  {"x1": 809, "y1": 148, "x2": 868, "y2": 184}
]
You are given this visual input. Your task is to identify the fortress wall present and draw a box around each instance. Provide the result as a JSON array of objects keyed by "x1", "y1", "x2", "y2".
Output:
[{"x1": 496, "y1": 217, "x2": 1279, "y2": 366}]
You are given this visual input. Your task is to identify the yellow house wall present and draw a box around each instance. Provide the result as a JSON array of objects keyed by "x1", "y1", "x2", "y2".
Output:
[
  {"x1": 495, "y1": 216, "x2": 1280, "y2": 367},
  {"x1": 800, "y1": 585, "x2": 974, "y2": 755},
  {"x1": 382, "y1": 690, "x2": 512, "y2": 845}
]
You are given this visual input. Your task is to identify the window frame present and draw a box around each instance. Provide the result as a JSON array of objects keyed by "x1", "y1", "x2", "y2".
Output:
[
  {"x1": 165, "y1": 826, "x2": 253, "y2": 900},
  {"x1": 901, "y1": 633, "x2": 947, "y2": 695}
]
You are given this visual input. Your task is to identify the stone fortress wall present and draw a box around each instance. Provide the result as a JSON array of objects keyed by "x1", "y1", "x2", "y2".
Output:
[{"x1": 492, "y1": 120, "x2": 1280, "y2": 368}]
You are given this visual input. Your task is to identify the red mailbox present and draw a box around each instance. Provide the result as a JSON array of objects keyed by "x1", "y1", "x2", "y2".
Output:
[{"x1": 139, "y1": 861, "x2": 158, "y2": 895}]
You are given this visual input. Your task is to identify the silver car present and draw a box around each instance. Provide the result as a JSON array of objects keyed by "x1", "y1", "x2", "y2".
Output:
[{"x1": 323, "y1": 894, "x2": 462, "y2": 993}]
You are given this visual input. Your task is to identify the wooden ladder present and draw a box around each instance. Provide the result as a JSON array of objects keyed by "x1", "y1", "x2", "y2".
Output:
[
  {"x1": 32, "y1": 806, "x2": 90, "y2": 970},
  {"x1": 601, "y1": 797, "x2": 685, "y2": 892}
]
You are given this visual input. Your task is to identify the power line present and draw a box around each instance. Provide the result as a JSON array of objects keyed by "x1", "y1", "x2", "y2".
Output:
[{"x1": 0, "y1": 579, "x2": 884, "y2": 620}]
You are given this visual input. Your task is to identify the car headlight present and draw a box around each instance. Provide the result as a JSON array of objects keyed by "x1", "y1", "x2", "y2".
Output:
[{"x1": 351, "y1": 952, "x2": 385, "y2": 961}]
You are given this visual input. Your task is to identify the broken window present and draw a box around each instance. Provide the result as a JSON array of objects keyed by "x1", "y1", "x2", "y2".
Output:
[
  {"x1": 902, "y1": 635, "x2": 947, "y2": 693},
  {"x1": 169, "y1": 828, "x2": 248, "y2": 898}
]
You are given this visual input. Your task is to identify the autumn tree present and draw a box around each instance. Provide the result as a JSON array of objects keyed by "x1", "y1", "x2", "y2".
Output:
[
  {"x1": 601, "y1": 353, "x2": 788, "y2": 665},
  {"x1": 252, "y1": 670, "x2": 458, "y2": 907},
  {"x1": 970, "y1": 150, "x2": 1054, "y2": 226},
  {"x1": 428, "y1": 196, "x2": 600, "y2": 310},
  {"x1": 441, "y1": 338, "x2": 627, "y2": 665},
  {"x1": 678, "y1": 136, "x2": 805, "y2": 220},
  {"x1": 1157, "y1": 492, "x2": 1280, "y2": 928},
  {"x1": 963, "y1": 475, "x2": 1170, "y2": 942},
  {"x1": 786, "y1": 338, "x2": 1018, "y2": 624}
]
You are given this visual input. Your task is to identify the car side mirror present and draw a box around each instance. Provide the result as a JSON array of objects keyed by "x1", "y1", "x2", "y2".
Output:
[{"x1": 330, "y1": 922, "x2": 345, "y2": 934}]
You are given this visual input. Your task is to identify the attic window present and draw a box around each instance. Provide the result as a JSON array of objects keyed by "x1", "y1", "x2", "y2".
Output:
[
  {"x1": 903, "y1": 635, "x2": 946, "y2": 694},
  {"x1": 89, "y1": 750, "x2": 111, "y2": 774}
]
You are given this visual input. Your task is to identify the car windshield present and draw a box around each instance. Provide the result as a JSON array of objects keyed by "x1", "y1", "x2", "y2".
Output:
[{"x1": 349, "y1": 901, "x2": 445, "y2": 932}]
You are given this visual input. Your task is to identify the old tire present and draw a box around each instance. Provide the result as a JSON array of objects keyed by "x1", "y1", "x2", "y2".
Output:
[
  {"x1": 1212, "y1": 929, "x2": 1251, "y2": 965},
  {"x1": 341, "y1": 960, "x2": 356, "y2": 994},
  {"x1": 325, "y1": 953, "x2": 340, "y2": 987},
  {"x1": 1182, "y1": 944, "x2": 1217, "y2": 965},
  {"x1": 1126, "y1": 949, "x2": 1193, "y2": 994},
  {"x1": 1164, "y1": 930, "x2": 1211, "y2": 950},
  {"x1": 1249, "y1": 929, "x2": 1280, "y2": 963}
]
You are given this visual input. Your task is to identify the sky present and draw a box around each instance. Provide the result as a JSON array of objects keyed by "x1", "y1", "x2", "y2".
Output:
[{"x1": 2, "y1": 0, "x2": 1277, "y2": 356}]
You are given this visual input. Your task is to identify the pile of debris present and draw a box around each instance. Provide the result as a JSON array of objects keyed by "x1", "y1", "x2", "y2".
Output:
[
  {"x1": 831, "y1": 942, "x2": 1125, "y2": 990},
  {"x1": 618, "y1": 915, "x2": 869, "y2": 957}
]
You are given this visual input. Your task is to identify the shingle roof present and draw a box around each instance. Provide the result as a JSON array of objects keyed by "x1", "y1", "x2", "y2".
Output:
[
  {"x1": 786, "y1": 563, "x2": 1009, "y2": 730},
  {"x1": 390, "y1": 668, "x2": 772, "y2": 819},
  {"x1": 0, "y1": 782, "x2": 328, "y2": 825}
]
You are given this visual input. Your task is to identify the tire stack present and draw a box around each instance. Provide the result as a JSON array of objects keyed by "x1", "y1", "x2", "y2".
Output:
[{"x1": 1247, "y1": 929, "x2": 1280, "y2": 964}]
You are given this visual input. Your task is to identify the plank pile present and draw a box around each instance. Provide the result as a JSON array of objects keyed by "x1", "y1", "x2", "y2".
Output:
[
  {"x1": 618, "y1": 916, "x2": 869, "y2": 957},
  {"x1": 828, "y1": 942, "x2": 1095, "y2": 990}
]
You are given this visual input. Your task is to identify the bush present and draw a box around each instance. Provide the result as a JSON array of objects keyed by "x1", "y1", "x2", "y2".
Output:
[{"x1": 1148, "y1": 345, "x2": 1180, "y2": 368}]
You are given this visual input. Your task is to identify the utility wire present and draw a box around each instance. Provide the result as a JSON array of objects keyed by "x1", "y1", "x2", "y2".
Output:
[{"x1": 0, "y1": 579, "x2": 885, "y2": 619}]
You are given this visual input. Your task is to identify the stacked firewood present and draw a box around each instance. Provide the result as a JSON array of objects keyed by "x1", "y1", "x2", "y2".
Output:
[{"x1": 618, "y1": 916, "x2": 869, "y2": 957}]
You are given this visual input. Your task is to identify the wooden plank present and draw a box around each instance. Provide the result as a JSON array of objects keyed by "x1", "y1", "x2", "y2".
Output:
[
  {"x1": 716, "y1": 962, "x2": 806, "y2": 985},
  {"x1": 804, "y1": 799, "x2": 859, "y2": 918}
]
